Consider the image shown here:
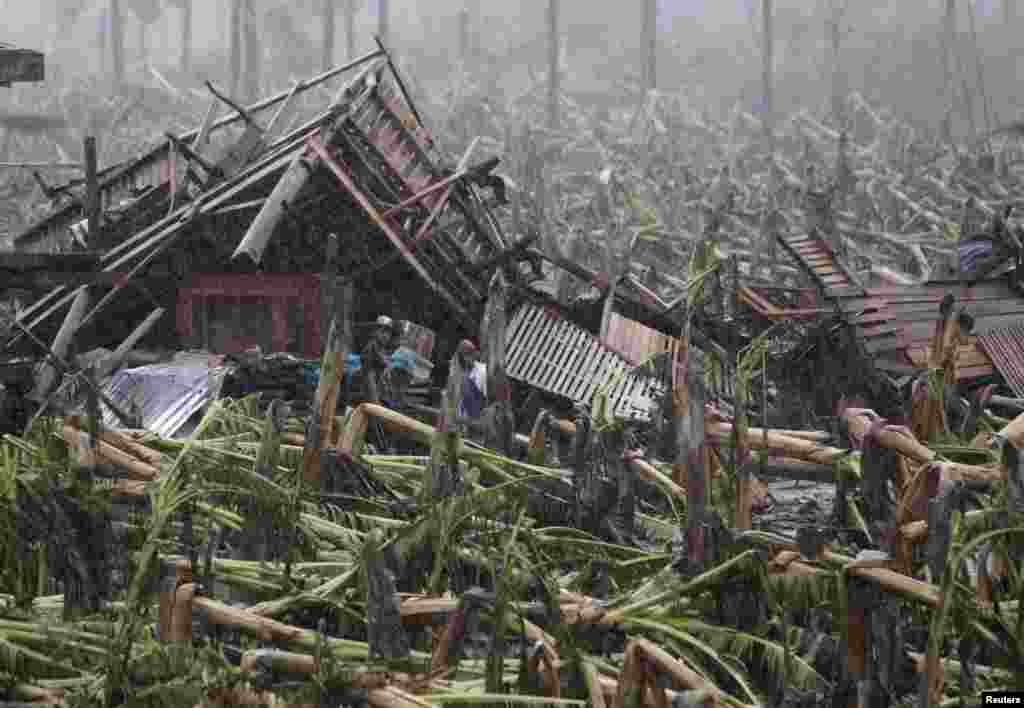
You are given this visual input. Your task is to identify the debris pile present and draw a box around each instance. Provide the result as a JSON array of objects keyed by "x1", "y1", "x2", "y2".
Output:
[{"x1": 2, "y1": 37, "x2": 1024, "y2": 708}]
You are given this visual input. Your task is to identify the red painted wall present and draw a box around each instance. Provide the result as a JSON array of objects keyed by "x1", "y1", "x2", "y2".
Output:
[{"x1": 176, "y1": 273, "x2": 322, "y2": 358}]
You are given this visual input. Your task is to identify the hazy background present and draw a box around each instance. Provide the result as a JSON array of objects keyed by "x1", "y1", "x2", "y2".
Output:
[{"x1": 2, "y1": 1, "x2": 1023, "y2": 140}]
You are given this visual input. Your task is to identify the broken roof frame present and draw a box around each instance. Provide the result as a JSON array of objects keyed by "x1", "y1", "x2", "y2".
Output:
[
  {"x1": 4, "y1": 43, "x2": 528, "y2": 356},
  {"x1": 0, "y1": 44, "x2": 44, "y2": 87}
]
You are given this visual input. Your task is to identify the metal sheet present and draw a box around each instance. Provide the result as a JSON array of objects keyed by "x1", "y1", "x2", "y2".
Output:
[
  {"x1": 504, "y1": 304, "x2": 663, "y2": 421},
  {"x1": 99, "y1": 353, "x2": 219, "y2": 438},
  {"x1": 979, "y1": 323, "x2": 1024, "y2": 398}
]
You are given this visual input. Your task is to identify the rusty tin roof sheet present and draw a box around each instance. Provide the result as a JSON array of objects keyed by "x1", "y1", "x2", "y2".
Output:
[{"x1": 978, "y1": 324, "x2": 1024, "y2": 397}]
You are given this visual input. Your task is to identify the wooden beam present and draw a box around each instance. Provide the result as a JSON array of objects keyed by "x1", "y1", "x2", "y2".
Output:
[
  {"x1": 84, "y1": 137, "x2": 100, "y2": 240},
  {"x1": 307, "y1": 135, "x2": 474, "y2": 329}
]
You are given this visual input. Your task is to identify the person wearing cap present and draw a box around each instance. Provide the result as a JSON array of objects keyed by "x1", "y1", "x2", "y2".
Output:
[
  {"x1": 455, "y1": 339, "x2": 487, "y2": 425},
  {"x1": 363, "y1": 315, "x2": 398, "y2": 403}
]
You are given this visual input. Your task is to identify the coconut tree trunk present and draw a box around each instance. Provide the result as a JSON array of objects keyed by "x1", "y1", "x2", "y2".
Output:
[
  {"x1": 345, "y1": 0, "x2": 356, "y2": 58},
  {"x1": 378, "y1": 0, "x2": 390, "y2": 46},
  {"x1": 242, "y1": 0, "x2": 261, "y2": 102},
  {"x1": 321, "y1": 0, "x2": 335, "y2": 72},
  {"x1": 110, "y1": 0, "x2": 124, "y2": 88},
  {"x1": 229, "y1": 0, "x2": 242, "y2": 97},
  {"x1": 941, "y1": 0, "x2": 957, "y2": 142},
  {"x1": 644, "y1": 0, "x2": 657, "y2": 92},
  {"x1": 761, "y1": 0, "x2": 774, "y2": 148},
  {"x1": 180, "y1": 0, "x2": 192, "y2": 74},
  {"x1": 138, "y1": 15, "x2": 148, "y2": 69},
  {"x1": 547, "y1": 0, "x2": 560, "y2": 130},
  {"x1": 458, "y1": 7, "x2": 470, "y2": 63},
  {"x1": 829, "y1": 2, "x2": 845, "y2": 129}
]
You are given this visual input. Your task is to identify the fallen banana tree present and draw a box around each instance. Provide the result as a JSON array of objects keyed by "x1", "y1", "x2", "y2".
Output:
[{"x1": 0, "y1": 393, "x2": 1022, "y2": 708}]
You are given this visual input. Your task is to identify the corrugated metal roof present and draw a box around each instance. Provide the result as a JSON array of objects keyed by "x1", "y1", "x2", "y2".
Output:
[
  {"x1": 505, "y1": 304, "x2": 664, "y2": 422},
  {"x1": 100, "y1": 353, "x2": 223, "y2": 438},
  {"x1": 831, "y1": 278, "x2": 1024, "y2": 379},
  {"x1": 604, "y1": 313, "x2": 679, "y2": 366},
  {"x1": 978, "y1": 324, "x2": 1024, "y2": 397},
  {"x1": 778, "y1": 232, "x2": 862, "y2": 295}
]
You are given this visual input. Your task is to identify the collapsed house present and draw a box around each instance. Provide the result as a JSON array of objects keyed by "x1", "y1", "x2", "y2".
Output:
[
  {"x1": 1, "y1": 48, "x2": 692, "y2": 436},
  {"x1": 736, "y1": 223, "x2": 1024, "y2": 422},
  {"x1": 8, "y1": 42, "x2": 1024, "y2": 442}
]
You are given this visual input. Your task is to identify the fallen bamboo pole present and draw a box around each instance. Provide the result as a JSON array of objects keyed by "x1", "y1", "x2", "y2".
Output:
[
  {"x1": 841, "y1": 408, "x2": 935, "y2": 464},
  {"x1": 61, "y1": 424, "x2": 159, "y2": 480}
]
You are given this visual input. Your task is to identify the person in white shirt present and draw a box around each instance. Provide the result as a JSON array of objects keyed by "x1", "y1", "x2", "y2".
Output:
[{"x1": 455, "y1": 340, "x2": 487, "y2": 422}]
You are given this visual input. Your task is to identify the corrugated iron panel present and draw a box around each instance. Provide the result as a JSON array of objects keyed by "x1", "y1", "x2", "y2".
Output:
[
  {"x1": 505, "y1": 305, "x2": 664, "y2": 422},
  {"x1": 604, "y1": 312, "x2": 678, "y2": 366},
  {"x1": 979, "y1": 323, "x2": 1024, "y2": 398},
  {"x1": 100, "y1": 353, "x2": 221, "y2": 438},
  {"x1": 831, "y1": 276, "x2": 1024, "y2": 384}
]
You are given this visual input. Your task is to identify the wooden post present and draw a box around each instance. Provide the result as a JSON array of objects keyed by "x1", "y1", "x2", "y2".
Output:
[
  {"x1": 301, "y1": 269, "x2": 353, "y2": 488},
  {"x1": 378, "y1": 0, "x2": 390, "y2": 48},
  {"x1": 547, "y1": 0, "x2": 560, "y2": 131},
  {"x1": 320, "y1": 234, "x2": 340, "y2": 352},
  {"x1": 644, "y1": 0, "x2": 657, "y2": 93},
  {"x1": 229, "y1": 0, "x2": 242, "y2": 98},
  {"x1": 84, "y1": 137, "x2": 100, "y2": 240},
  {"x1": 180, "y1": 0, "x2": 192, "y2": 75},
  {"x1": 110, "y1": 0, "x2": 123, "y2": 88},
  {"x1": 321, "y1": 0, "x2": 335, "y2": 73},
  {"x1": 761, "y1": 0, "x2": 774, "y2": 149}
]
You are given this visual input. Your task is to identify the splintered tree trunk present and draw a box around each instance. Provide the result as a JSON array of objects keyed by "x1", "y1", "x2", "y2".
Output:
[
  {"x1": 673, "y1": 326, "x2": 708, "y2": 571},
  {"x1": 229, "y1": 0, "x2": 242, "y2": 97},
  {"x1": 547, "y1": 0, "x2": 560, "y2": 130},
  {"x1": 481, "y1": 272, "x2": 514, "y2": 455},
  {"x1": 378, "y1": 0, "x2": 390, "y2": 46},
  {"x1": 321, "y1": 0, "x2": 335, "y2": 72},
  {"x1": 180, "y1": 0, "x2": 192, "y2": 74},
  {"x1": 302, "y1": 250, "x2": 354, "y2": 488},
  {"x1": 761, "y1": 0, "x2": 774, "y2": 148},
  {"x1": 110, "y1": 0, "x2": 124, "y2": 88},
  {"x1": 644, "y1": 0, "x2": 657, "y2": 92}
]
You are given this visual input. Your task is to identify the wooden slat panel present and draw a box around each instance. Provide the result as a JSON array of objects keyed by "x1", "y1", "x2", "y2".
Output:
[{"x1": 503, "y1": 305, "x2": 663, "y2": 421}]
